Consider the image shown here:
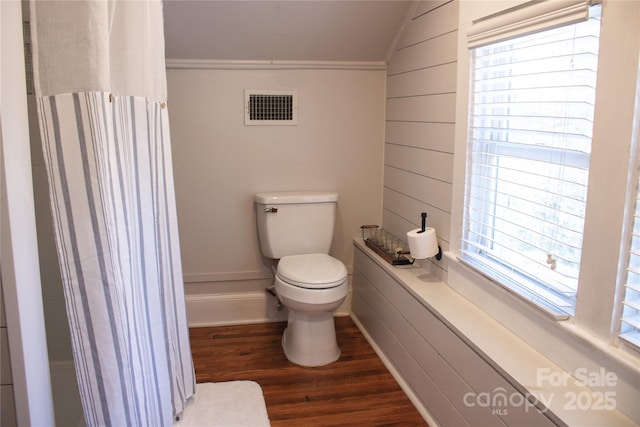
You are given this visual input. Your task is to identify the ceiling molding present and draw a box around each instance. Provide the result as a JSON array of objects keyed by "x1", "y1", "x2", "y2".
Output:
[{"x1": 165, "y1": 59, "x2": 387, "y2": 71}]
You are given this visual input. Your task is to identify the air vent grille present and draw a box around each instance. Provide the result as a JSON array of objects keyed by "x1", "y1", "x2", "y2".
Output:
[{"x1": 245, "y1": 90, "x2": 298, "y2": 125}]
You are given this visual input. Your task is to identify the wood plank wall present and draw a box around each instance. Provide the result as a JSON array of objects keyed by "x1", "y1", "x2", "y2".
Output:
[
  {"x1": 352, "y1": 244, "x2": 558, "y2": 426},
  {"x1": 383, "y1": 0, "x2": 458, "y2": 278}
]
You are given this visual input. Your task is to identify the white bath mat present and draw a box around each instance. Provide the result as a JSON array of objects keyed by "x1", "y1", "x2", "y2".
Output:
[{"x1": 175, "y1": 381, "x2": 271, "y2": 427}]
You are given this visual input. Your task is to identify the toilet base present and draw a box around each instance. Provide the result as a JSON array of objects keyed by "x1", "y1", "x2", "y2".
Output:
[{"x1": 281, "y1": 310, "x2": 340, "y2": 367}]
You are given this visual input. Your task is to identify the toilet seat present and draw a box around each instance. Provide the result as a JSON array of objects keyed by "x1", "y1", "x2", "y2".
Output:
[{"x1": 277, "y1": 254, "x2": 347, "y2": 289}]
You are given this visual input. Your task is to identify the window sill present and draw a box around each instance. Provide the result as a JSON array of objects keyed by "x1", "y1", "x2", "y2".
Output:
[
  {"x1": 444, "y1": 249, "x2": 640, "y2": 425},
  {"x1": 456, "y1": 254, "x2": 572, "y2": 321}
]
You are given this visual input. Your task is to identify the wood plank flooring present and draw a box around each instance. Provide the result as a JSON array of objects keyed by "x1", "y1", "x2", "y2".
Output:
[{"x1": 189, "y1": 316, "x2": 428, "y2": 426}]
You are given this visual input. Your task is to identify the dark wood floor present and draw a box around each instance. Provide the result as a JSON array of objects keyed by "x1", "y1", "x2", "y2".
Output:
[{"x1": 189, "y1": 316, "x2": 428, "y2": 426}]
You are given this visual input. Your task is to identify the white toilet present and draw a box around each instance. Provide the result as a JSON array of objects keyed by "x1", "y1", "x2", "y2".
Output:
[{"x1": 254, "y1": 191, "x2": 348, "y2": 367}]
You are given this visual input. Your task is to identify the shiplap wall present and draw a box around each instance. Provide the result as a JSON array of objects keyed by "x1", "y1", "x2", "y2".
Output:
[{"x1": 383, "y1": 0, "x2": 458, "y2": 278}]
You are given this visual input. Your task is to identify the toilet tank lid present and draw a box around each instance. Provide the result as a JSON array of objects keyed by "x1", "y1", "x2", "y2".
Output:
[{"x1": 254, "y1": 191, "x2": 338, "y2": 205}]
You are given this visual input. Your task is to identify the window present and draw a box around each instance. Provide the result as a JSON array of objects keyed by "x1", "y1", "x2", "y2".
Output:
[{"x1": 462, "y1": 5, "x2": 602, "y2": 317}]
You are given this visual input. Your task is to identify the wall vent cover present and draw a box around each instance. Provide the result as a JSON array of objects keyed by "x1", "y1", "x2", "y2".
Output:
[{"x1": 244, "y1": 90, "x2": 298, "y2": 125}]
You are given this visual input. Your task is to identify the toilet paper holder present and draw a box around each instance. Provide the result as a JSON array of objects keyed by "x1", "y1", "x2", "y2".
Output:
[{"x1": 407, "y1": 212, "x2": 443, "y2": 260}]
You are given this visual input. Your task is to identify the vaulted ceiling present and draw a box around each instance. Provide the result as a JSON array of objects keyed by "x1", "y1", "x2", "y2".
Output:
[{"x1": 163, "y1": 1, "x2": 414, "y2": 62}]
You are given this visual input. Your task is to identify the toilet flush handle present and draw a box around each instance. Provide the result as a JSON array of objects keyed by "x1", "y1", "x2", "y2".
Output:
[{"x1": 264, "y1": 207, "x2": 278, "y2": 213}]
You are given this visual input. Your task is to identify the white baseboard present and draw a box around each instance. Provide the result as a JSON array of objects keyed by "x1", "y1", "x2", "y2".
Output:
[
  {"x1": 186, "y1": 286, "x2": 352, "y2": 327},
  {"x1": 350, "y1": 313, "x2": 438, "y2": 427},
  {"x1": 186, "y1": 291, "x2": 289, "y2": 327}
]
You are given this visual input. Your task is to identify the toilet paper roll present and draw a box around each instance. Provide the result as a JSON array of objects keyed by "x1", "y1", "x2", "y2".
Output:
[{"x1": 406, "y1": 227, "x2": 439, "y2": 259}]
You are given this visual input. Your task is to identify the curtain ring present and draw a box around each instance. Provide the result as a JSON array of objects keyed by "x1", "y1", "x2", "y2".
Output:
[
  {"x1": 161, "y1": 101, "x2": 166, "y2": 109},
  {"x1": 109, "y1": 93, "x2": 113, "y2": 103}
]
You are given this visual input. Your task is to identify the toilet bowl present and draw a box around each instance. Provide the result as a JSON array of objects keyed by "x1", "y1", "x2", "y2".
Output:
[
  {"x1": 254, "y1": 191, "x2": 347, "y2": 366},
  {"x1": 274, "y1": 253, "x2": 348, "y2": 367}
]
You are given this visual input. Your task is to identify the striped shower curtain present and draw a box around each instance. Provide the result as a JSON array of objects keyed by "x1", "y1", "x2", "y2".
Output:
[{"x1": 30, "y1": 1, "x2": 195, "y2": 426}]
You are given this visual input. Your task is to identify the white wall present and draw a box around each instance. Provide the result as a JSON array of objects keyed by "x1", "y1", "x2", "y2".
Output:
[
  {"x1": 166, "y1": 65, "x2": 386, "y2": 325},
  {"x1": 382, "y1": 0, "x2": 458, "y2": 280}
]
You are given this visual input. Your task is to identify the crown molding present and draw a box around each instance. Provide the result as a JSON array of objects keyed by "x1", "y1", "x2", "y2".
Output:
[{"x1": 165, "y1": 59, "x2": 387, "y2": 71}]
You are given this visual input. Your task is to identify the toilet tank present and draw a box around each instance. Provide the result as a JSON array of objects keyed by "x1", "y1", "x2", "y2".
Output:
[{"x1": 254, "y1": 191, "x2": 338, "y2": 259}]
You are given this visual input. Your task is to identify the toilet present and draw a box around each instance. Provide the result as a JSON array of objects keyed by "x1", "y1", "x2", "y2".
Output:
[{"x1": 254, "y1": 191, "x2": 348, "y2": 367}]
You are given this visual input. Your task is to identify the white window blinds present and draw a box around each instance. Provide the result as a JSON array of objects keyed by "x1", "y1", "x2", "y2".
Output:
[
  {"x1": 618, "y1": 75, "x2": 640, "y2": 349},
  {"x1": 462, "y1": 3, "x2": 601, "y2": 317},
  {"x1": 620, "y1": 177, "x2": 640, "y2": 348}
]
